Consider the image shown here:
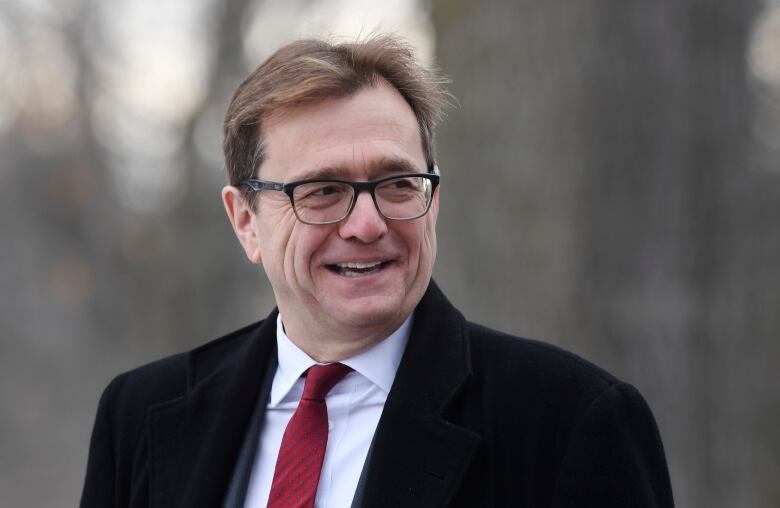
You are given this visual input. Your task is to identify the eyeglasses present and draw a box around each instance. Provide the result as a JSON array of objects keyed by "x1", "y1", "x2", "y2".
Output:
[{"x1": 243, "y1": 168, "x2": 440, "y2": 225}]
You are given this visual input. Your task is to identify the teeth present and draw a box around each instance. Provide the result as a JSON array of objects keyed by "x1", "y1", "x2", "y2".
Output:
[{"x1": 336, "y1": 261, "x2": 383, "y2": 269}]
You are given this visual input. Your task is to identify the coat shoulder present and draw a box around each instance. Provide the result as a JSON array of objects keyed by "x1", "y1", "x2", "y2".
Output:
[
  {"x1": 465, "y1": 321, "x2": 625, "y2": 415},
  {"x1": 81, "y1": 318, "x2": 272, "y2": 507},
  {"x1": 104, "y1": 319, "x2": 266, "y2": 420},
  {"x1": 447, "y1": 322, "x2": 673, "y2": 506}
]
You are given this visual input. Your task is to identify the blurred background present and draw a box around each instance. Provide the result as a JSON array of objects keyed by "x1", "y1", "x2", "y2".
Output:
[{"x1": 1, "y1": 0, "x2": 778, "y2": 506}]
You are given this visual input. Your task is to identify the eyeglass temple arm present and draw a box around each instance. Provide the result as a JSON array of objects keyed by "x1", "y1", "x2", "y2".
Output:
[{"x1": 245, "y1": 180, "x2": 285, "y2": 191}]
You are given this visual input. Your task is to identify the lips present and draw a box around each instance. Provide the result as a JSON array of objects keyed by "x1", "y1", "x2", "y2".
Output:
[{"x1": 326, "y1": 260, "x2": 390, "y2": 277}]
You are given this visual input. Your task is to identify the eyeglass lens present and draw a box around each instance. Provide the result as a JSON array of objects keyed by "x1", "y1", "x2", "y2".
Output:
[{"x1": 292, "y1": 175, "x2": 433, "y2": 224}]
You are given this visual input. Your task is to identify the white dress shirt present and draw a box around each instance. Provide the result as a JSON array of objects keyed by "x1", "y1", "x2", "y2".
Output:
[{"x1": 242, "y1": 313, "x2": 411, "y2": 508}]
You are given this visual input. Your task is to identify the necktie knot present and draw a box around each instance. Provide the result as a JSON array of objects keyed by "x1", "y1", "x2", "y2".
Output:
[{"x1": 301, "y1": 363, "x2": 353, "y2": 401}]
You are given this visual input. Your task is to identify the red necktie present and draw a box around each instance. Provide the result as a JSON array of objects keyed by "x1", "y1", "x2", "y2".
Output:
[{"x1": 266, "y1": 363, "x2": 353, "y2": 508}]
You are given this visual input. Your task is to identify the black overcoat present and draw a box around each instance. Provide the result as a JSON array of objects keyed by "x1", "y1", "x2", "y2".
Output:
[{"x1": 80, "y1": 281, "x2": 674, "y2": 507}]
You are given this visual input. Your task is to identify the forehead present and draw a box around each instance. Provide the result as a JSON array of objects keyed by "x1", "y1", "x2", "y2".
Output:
[{"x1": 260, "y1": 82, "x2": 426, "y2": 181}]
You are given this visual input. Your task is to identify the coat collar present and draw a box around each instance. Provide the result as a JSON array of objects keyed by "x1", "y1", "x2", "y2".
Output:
[
  {"x1": 148, "y1": 280, "x2": 480, "y2": 508},
  {"x1": 359, "y1": 281, "x2": 482, "y2": 507}
]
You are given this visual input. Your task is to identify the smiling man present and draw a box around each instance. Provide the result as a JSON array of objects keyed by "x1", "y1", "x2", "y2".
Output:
[
  {"x1": 81, "y1": 36, "x2": 674, "y2": 508},
  {"x1": 223, "y1": 79, "x2": 438, "y2": 362}
]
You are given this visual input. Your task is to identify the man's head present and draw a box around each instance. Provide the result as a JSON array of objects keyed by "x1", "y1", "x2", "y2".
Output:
[
  {"x1": 221, "y1": 35, "x2": 450, "y2": 360},
  {"x1": 223, "y1": 35, "x2": 449, "y2": 203}
]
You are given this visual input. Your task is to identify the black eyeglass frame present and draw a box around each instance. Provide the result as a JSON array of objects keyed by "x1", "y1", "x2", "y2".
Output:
[{"x1": 242, "y1": 166, "x2": 440, "y2": 225}]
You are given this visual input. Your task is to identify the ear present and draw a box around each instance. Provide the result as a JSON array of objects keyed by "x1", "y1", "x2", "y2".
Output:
[{"x1": 221, "y1": 185, "x2": 263, "y2": 263}]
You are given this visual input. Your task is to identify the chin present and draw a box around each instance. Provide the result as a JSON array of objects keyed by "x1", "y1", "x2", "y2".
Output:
[{"x1": 329, "y1": 295, "x2": 408, "y2": 330}]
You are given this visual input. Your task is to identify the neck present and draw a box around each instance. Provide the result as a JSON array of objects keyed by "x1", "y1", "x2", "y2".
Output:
[{"x1": 279, "y1": 313, "x2": 408, "y2": 363}]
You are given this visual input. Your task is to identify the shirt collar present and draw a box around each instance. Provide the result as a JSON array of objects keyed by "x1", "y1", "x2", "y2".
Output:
[{"x1": 270, "y1": 312, "x2": 412, "y2": 406}]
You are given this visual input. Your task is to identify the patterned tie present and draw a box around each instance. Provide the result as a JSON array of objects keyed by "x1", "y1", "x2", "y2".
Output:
[{"x1": 266, "y1": 363, "x2": 353, "y2": 508}]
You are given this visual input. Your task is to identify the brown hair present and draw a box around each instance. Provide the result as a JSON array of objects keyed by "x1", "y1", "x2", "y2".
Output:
[{"x1": 223, "y1": 34, "x2": 451, "y2": 202}]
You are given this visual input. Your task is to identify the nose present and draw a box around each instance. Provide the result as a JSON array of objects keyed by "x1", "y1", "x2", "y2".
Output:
[{"x1": 338, "y1": 190, "x2": 387, "y2": 242}]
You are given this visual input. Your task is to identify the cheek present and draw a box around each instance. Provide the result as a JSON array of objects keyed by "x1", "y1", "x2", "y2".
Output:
[
  {"x1": 257, "y1": 210, "x2": 297, "y2": 269},
  {"x1": 286, "y1": 226, "x2": 333, "y2": 282},
  {"x1": 425, "y1": 226, "x2": 437, "y2": 260},
  {"x1": 426, "y1": 216, "x2": 438, "y2": 254},
  {"x1": 416, "y1": 218, "x2": 438, "y2": 273},
  {"x1": 398, "y1": 221, "x2": 436, "y2": 263}
]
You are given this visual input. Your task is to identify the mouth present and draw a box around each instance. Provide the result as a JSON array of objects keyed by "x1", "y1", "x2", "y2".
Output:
[{"x1": 326, "y1": 260, "x2": 391, "y2": 277}]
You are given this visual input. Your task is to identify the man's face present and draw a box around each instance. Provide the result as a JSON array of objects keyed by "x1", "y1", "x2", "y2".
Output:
[{"x1": 226, "y1": 81, "x2": 439, "y2": 349}]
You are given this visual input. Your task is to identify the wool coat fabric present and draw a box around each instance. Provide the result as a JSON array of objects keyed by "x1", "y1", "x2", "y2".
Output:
[{"x1": 80, "y1": 281, "x2": 674, "y2": 507}]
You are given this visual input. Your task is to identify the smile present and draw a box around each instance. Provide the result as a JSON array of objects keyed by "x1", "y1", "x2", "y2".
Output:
[{"x1": 327, "y1": 261, "x2": 390, "y2": 277}]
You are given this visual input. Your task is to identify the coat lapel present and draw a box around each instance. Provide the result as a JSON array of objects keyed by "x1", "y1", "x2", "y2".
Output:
[
  {"x1": 359, "y1": 282, "x2": 482, "y2": 507},
  {"x1": 148, "y1": 312, "x2": 279, "y2": 508}
]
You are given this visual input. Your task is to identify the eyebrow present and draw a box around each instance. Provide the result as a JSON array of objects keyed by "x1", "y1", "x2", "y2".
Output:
[{"x1": 289, "y1": 157, "x2": 425, "y2": 182}]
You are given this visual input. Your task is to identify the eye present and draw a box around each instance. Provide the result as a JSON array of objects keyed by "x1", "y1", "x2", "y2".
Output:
[
  {"x1": 311, "y1": 185, "x2": 342, "y2": 196},
  {"x1": 297, "y1": 183, "x2": 346, "y2": 199},
  {"x1": 380, "y1": 176, "x2": 423, "y2": 191},
  {"x1": 293, "y1": 182, "x2": 352, "y2": 211},
  {"x1": 391, "y1": 178, "x2": 415, "y2": 188}
]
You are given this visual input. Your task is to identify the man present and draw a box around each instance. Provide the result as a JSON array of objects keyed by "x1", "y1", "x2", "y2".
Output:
[{"x1": 81, "y1": 35, "x2": 674, "y2": 507}]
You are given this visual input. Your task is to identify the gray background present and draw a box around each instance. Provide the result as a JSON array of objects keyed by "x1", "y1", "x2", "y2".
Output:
[{"x1": 1, "y1": 0, "x2": 778, "y2": 506}]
